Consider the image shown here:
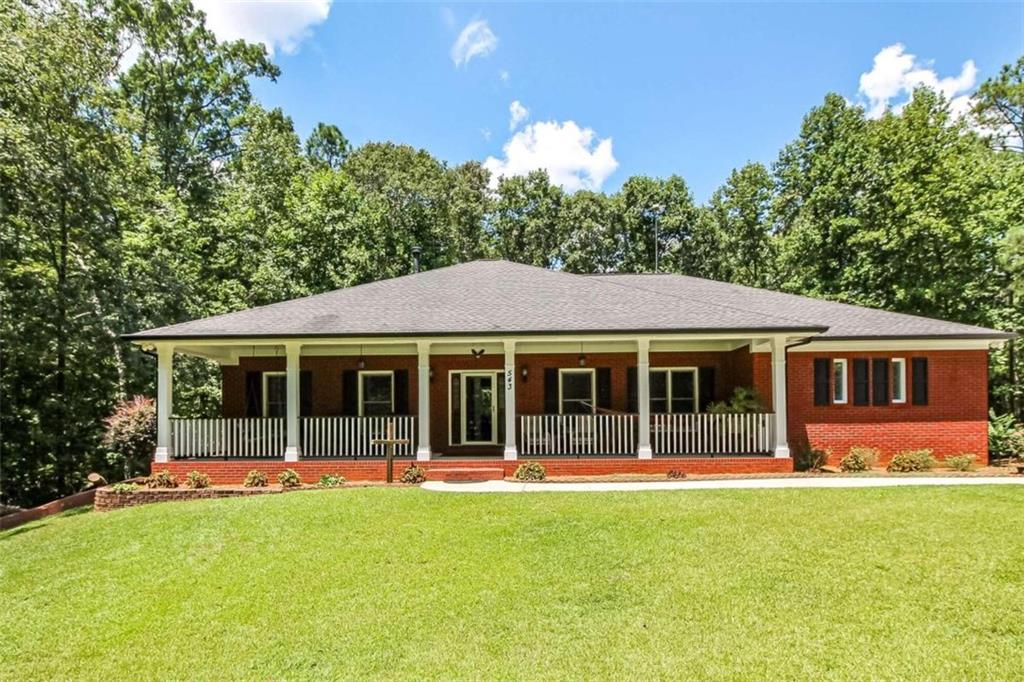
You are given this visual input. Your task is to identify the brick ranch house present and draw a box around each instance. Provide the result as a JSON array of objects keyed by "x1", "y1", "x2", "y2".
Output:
[{"x1": 126, "y1": 260, "x2": 1014, "y2": 482}]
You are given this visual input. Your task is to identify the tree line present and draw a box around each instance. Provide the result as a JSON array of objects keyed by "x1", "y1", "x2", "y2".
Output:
[{"x1": 2, "y1": 0, "x2": 1022, "y2": 507}]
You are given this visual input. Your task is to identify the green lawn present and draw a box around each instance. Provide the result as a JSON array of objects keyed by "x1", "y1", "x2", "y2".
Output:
[{"x1": 2, "y1": 486, "x2": 1023, "y2": 680}]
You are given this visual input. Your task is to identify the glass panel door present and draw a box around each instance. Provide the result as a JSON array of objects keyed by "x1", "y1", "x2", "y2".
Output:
[{"x1": 463, "y1": 374, "x2": 495, "y2": 443}]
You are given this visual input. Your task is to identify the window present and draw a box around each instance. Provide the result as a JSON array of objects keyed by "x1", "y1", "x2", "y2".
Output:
[
  {"x1": 649, "y1": 368, "x2": 698, "y2": 414},
  {"x1": 892, "y1": 358, "x2": 906, "y2": 403},
  {"x1": 359, "y1": 371, "x2": 394, "y2": 416},
  {"x1": 832, "y1": 359, "x2": 848, "y2": 404},
  {"x1": 262, "y1": 372, "x2": 287, "y2": 417},
  {"x1": 559, "y1": 369, "x2": 595, "y2": 414}
]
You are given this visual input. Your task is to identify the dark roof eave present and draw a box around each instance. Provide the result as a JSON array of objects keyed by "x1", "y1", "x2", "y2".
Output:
[
  {"x1": 816, "y1": 332, "x2": 1016, "y2": 342},
  {"x1": 122, "y1": 325, "x2": 829, "y2": 342}
]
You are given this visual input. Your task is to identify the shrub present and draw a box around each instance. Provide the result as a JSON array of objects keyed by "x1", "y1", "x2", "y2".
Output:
[
  {"x1": 278, "y1": 469, "x2": 302, "y2": 488},
  {"x1": 316, "y1": 474, "x2": 346, "y2": 488},
  {"x1": 989, "y1": 411, "x2": 1024, "y2": 460},
  {"x1": 840, "y1": 446, "x2": 879, "y2": 473},
  {"x1": 243, "y1": 470, "x2": 268, "y2": 488},
  {"x1": 514, "y1": 461, "x2": 546, "y2": 481},
  {"x1": 102, "y1": 396, "x2": 156, "y2": 478},
  {"x1": 185, "y1": 470, "x2": 211, "y2": 489},
  {"x1": 707, "y1": 387, "x2": 765, "y2": 414},
  {"x1": 667, "y1": 469, "x2": 687, "y2": 480},
  {"x1": 145, "y1": 470, "x2": 178, "y2": 489},
  {"x1": 887, "y1": 449, "x2": 936, "y2": 473},
  {"x1": 946, "y1": 454, "x2": 976, "y2": 472},
  {"x1": 400, "y1": 465, "x2": 427, "y2": 484},
  {"x1": 795, "y1": 447, "x2": 829, "y2": 472},
  {"x1": 110, "y1": 482, "x2": 140, "y2": 494}
]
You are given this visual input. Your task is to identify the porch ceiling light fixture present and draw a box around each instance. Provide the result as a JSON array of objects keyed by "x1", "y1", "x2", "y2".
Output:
[
  {"x1": 357, "y1": 345, "x2": 366, "y2": 370},
  {"x1": 578, "y1": 343, "x2": 586, "y2": 367}
]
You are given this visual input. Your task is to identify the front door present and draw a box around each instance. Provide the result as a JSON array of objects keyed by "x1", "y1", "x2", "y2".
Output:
[{"x1": 463, "y1": 373, "x2": 496, "y2": 444}]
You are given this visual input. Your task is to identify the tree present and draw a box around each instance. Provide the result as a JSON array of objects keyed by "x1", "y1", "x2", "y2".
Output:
[
  {"x1": 305, "y1": 122, "x2": 350, "y2": 170},
  {"x1": 489, "y1": 171, "x2": 565, "y2": 268},
  {"x1": 559, "y1": 191, "x2": 617, "y2": 273},
  {"x1": 704, "y1": 163, "x2": 776, "y2": 287},
  {"x1": 973, "y1": 56, "x2": 1024, "y2": 152},
  {"x1": 611, "y1": 175, "x2": 701, "y2": 275}
]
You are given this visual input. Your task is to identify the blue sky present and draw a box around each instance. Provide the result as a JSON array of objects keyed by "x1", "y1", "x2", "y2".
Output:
[{"x1": 196, "y1": 2, "x2": 1023, "y2": 201}]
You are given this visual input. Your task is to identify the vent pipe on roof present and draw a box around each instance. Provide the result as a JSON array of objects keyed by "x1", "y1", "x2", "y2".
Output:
[{"x1": 411, "y1": 245, "x2": 422, "y2": 273}]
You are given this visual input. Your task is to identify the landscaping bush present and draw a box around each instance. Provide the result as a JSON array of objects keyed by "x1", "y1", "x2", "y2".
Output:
[
  {"x1": 795, "y1": 447, "x2": 829, "y2": 472},
  {"x1": 278, "y1": 469, "x2": 302, "y2": 488},
  {"x1": 945, "y1": 454, "x2": 976, "y2": 472},
  {"x1": 400, "y1": 465, "x2": 427, "y2": 484},
  {"x1": 707, "y1": 387, "x2": 765, "y2": 414},
  {"x1": 185, "y1": 470, "x2": 211, "y2": 489},
  {"x1": 840, "y1": 446, "x2": 879, "y2": 473},
  {"x1": 887, "y1": 449, "x2": 937, "y2": 473},
  {"x1": 102, "y1": 396, "x2": 156, "y2": 479},
  {"x1": 110, "y1": 482, "x2": 140, "y2": 494},
  {"x1": 316, "y1": 474, "x2": 346, "y2": 488},
  {"x1": 514, "y1": 461, "x2": 546, "y2": 481},
  {"x1": 989, "y1": 410, "x2": 1024, "y2": 460},
  {"x1": 243, "y1": 470, "x2": 268, "y2": 487},
  {"x1": 145, "y1": 470, "x2": 178, "y2": 489}
]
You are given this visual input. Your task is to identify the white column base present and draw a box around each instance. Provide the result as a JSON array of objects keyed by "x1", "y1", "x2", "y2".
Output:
[
  {"x1": 774, "y1": 445, "x2": 791, "y2": 459},
  {"x1": 284, "y1": 446, "x2": 300, "y2": 462},
  {"x1": 154, "y1": 447, "x2": 171, "y2": 464},
  {"x1": 637, "y1": 444, "x2": 653, "y2": 460},
  {"x1": 416, "y1": 445, "x2": 432, "y2": 462},
  {"x1": 503, "y1": 446, "x2": 518, "y2": 461}
]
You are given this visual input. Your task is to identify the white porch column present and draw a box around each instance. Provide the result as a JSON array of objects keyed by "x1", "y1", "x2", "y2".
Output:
[
  {"x1": 503, "y1": 340, "x2": 518, "y2": 461},
  {"x1": 637, "y1": 338, "x2": 653, "y2": 459},
  {"x1": 284, "y1": 342, "x2": 301, "y2": 462},
  {"x1": 416, "y1": 341, "x2": 432, "y2": 461},
  {"x1": 154, "y1": 345, "x2": 174, "y2": 463},
  {"x1": 771, "y1": 335, "x2": 791, "y2": 458}
]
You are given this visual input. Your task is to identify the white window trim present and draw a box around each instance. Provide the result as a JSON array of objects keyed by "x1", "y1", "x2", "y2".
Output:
[
  {"x1": 892, "y1": 358, "x2": 907, "y2": 404},
  {"x1": 650, "y1": 367, "x2": 700, "y2": 414},
  {"x1": 832, "y1": 359, "x2": 848, "y2": 404},
  {"x1": 558, "y1": 368, "x2": 596, "y2": 415},
  {"x1": 357, "y1": 370, "x2": 394, "y2": 417},
  {"x1": 262, "y1": 371, "x2": 286, "y2": 418},
  {"x1": 448, "y1": 370, "x2": 501, "y2": 446}
]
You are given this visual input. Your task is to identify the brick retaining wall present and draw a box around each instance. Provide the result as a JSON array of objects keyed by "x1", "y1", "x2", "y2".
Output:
[{"x1": 95, "y1": 486, "x2": 282, "y2": 512}]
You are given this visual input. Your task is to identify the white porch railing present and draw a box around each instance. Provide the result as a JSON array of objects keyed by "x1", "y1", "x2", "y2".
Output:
[
  {"x1": 171, "y1": 418, "x2": 285, "y2": 458},
  {"x1": 652, "y1": 413, "x2": 774, "y2": 456},
  {"x1": 301, "y1": 416, "x2": 416, "y2": 458},
  {"x1": 520, "y1": 414, "x2": 637, "y2": 456}
]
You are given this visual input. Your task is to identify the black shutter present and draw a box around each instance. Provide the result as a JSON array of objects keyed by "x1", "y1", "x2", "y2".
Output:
[
  {"x1": 596, "y1": 368, "x2": 612, "y2": 410},
  {"x1": 544, "y1": 368, "x2": 559, "y2": 414},
  {"x1": 393, "y1": 369, "x2": 409, "y2": 415},
  {"x1": 300, "y1": 370, "x2": 313, "y2": 416},
  {"x1": 245, "y1": 371, "x2": 262, "y2": 417},
  {"x1": 626, "y1": 367, "x2": 638, "y2": 413},
  {"x1": 853, "y1": 359, "x2": 870, "y2": 406},
  {"x1": 698, "y1": 367, "x2": 715, "y2": 412},
  {"x1": 872, "y1": 359, "x2": 889, "y2": 405},
  {"x1": 912, "y1": 357, "x2": 929, "y2": 405},
  {"x1": 813, "y1": 359, "x2": 831, "y2": 406},
  {"x1": 341, "y1": 370, "x2": 358, "y2": 416}
]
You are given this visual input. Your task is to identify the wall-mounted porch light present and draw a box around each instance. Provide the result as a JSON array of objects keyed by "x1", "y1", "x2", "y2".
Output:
[
  {"x1": 357, "y1": 344, "x2": 366, "y2": 370},
  {"x1": 521, "y1": 365, "x2": 529, "y2": 381}
]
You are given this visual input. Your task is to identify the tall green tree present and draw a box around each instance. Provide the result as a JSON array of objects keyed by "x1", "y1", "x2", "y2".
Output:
[
  {"x1": 490, "y1": 170, "x2": 565, "y2": 268},
  {"x1": 612, "y1": 175, "x2": 701, "y2": 275},
  {"x1": 704, "y1": 162, "x2": 777, "y2": 287},
  {"x1": 973, "y1": 56, "x2": 1024, "y2": 152},
  {"x1": 304, "y1": 122, "x2": 350, "y2": 170}
]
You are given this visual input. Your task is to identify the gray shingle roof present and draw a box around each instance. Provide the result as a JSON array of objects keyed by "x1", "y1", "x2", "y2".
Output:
[{"x1": 126, "y1": 260, "x2": 1012, "y2": 341}]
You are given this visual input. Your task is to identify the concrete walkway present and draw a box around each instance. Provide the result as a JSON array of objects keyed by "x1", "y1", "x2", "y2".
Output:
[{"x1": 421, "y1": 476, "x2": 1024, "y2": 494}]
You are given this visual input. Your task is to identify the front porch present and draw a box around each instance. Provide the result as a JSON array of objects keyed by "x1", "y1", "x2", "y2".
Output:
[{"x1": 147, "y1": 334, "x2": 794, "y2": 470}]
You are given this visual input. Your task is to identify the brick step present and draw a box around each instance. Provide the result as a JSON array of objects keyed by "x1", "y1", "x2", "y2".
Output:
[{"x1": 428, "y1": 467, "x2": 505, "y2": 482}]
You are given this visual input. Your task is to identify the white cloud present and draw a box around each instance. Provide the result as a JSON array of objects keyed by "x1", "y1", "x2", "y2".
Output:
[
  {"x1": 509, "y1": 100, "x2": 529, "y2": 130},
  {"x1": 451, "y1": 19, "x2": 498, "y2": 67},
  {"x1": 499, "y1": 69, "x2": 510, "y2": 83},
  {"x1": 193, "y1": 0, "x2": 331, "y2": 56},
  {"x1": 858, "y1": 43, "x2": 977, "y2": 119},
  {"x1": 484, "y1": 119, "x2": 619, "y2": 192}
]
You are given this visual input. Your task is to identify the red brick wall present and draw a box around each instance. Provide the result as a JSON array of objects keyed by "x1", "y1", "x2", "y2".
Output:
[
  {"x1": 152, "y1": 457, "x2": 793, "y2": 485},
  {"x1": 783, "y1": 350, "x2": 989, "y2": 465}
]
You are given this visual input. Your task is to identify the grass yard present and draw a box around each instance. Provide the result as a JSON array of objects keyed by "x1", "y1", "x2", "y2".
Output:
[{"x1": 2, "y1": 486, "x2": 1024, "y2": 680}]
